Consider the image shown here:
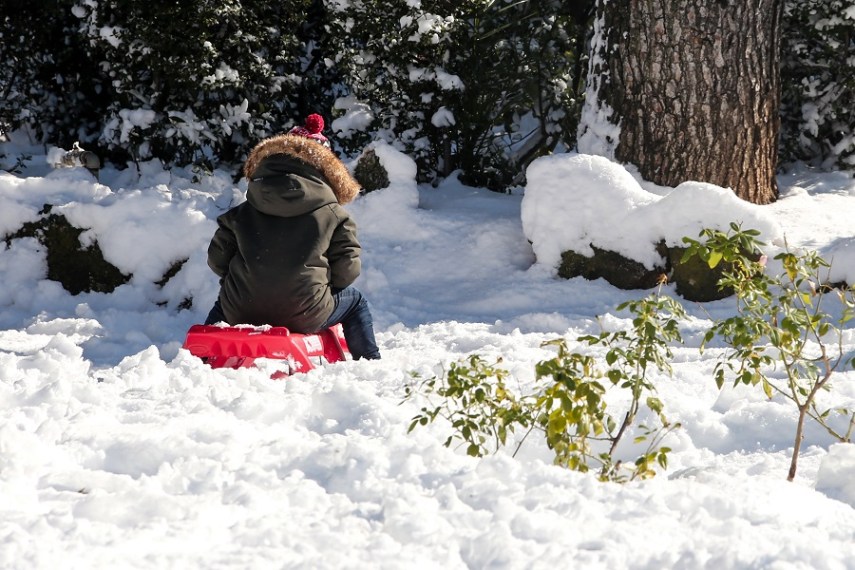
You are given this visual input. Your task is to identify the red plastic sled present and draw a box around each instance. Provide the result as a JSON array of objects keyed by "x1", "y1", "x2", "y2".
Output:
[{"x1": 182, "y1": 324, "x2": 350, "y2": 376}]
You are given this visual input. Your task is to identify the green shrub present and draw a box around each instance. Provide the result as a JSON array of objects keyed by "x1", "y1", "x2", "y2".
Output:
[
  {"x1": 685, "y1": 224, "x2": 855, "y2": 480},
  {"x1": 781, "y1": 0, "x2": 855, "y2": 170},
  {"x1": 326, "y1": 0, "x2": 585, "y2": 190},
  {"x1": 405, "y1": 289, "x2": 684, "y2": 482},
  {"x1": 408, "y1": 225, "x2": 855, "y2": 484}
]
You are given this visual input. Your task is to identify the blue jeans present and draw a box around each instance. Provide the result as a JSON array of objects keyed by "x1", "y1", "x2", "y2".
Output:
[
  {"x1": 204, "y1": 286, "x2": 381, "y2": 360},
  {"x1": 319, "y1": 286, "x2": 381, "y2": 360}
]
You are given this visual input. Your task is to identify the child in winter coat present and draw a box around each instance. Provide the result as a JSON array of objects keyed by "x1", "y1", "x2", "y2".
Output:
[{"x1": 204, "y1": 115, "x2": 381, "y2": 360}]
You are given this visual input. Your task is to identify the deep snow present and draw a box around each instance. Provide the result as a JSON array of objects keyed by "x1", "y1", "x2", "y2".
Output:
[{"x1": 1, "y1": 135, "x2": 854, "y2": 569}]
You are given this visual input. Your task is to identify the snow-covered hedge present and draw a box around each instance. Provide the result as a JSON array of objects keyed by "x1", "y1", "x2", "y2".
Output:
[
  {"x1": 1, "y1": 0, "x2": 322, "y2": 170},
  {"x1": 781, "y1": 0, "x2": 855, "y2": 170},
  {"x1": 4, "y1": 1, "x2": 854, "y2": 183},
  {"x1": 325, "y1": 0, "x2": 582, "y2": 189}
]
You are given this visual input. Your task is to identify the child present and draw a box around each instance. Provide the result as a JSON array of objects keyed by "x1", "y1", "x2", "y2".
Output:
[
  {"x1": 287, "y1": 113, "x2": 332, "y2": 148},
  {"x1": 204, "y1": 115, "x2": 380, "y2": 360}
]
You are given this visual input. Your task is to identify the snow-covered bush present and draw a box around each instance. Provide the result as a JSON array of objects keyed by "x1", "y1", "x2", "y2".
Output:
[
  {"x1": 781, "y1": 0, "x2": 855, "y2": 170},
  {"x1": 325, "y1": 0, "x2": 585, "y2": 190},
  {"x1": 0, "y1": 3, "x2": 107, "y2": 149},
  {"x1": 0, "y1": 1, "x2": 335, "y2": 170},
  {"x1": 72, "y1": 0, "x2": 321, "y2": 168}
]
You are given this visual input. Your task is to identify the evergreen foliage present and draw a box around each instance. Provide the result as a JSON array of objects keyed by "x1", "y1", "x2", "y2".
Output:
[
  {"x1": 325, "y1": 0, "x2": 586, "y2": 189},
  {"x1": 0, "y1": 1, "x2": 106, "y2": 150},
  {"x1": 1, "y1": 0, "x2": 853, "y2": 181},
  {"x1": 74, "y1": 0, "x2": 317, "y2": 168},
  {"x1": 1, "y1": 0, "x2": 326, "y2": 170},
  {"x1": 781, "y1": 0, "x2": 855, "y2": 169}
]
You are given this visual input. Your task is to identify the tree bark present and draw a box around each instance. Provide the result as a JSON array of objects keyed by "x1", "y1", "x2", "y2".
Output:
[{"x1": 578, "y1": 0, "x2": 783, "y2": 205}]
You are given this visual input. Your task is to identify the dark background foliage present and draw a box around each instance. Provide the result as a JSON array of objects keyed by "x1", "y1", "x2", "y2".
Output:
[{"x1": 1, "y1": 0, "x2": 852, "y2": 188}]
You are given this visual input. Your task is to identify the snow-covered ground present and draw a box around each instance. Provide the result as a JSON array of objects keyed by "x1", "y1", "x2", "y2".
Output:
[{"x1": 1, "y1": 137, "x2": 854, "y2": 569}]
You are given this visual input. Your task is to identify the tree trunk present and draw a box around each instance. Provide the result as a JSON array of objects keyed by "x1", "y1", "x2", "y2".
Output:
[{"x1": 578, "y1": 0, "x2": 783, "y2": 205}]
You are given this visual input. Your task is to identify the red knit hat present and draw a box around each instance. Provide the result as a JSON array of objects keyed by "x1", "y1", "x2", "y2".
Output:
[
  {"x1": 305, "y1": 113, "x2": 324, "y2": 133},
  {"x1": 288, "y1": 114, "x2": 331, "y2": 148}
]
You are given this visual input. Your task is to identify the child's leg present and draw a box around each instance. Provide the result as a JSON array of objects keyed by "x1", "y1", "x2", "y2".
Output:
[
  {"x1": 204, "y1": 299, "x2": 227, "y2": 325},
  {"x1": 322, "y1": 287, "x2": 381, "y2": 360}
]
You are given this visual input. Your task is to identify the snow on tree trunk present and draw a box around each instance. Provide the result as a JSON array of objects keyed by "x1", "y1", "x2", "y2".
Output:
[{"x1": 578, "y1": 0, "x2": 783, "y2": 205}]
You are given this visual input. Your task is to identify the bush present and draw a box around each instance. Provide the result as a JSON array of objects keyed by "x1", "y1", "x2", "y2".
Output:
[
  {"x1": 0, "y1": 1, "x2": 106, "y2": 148},
  {"x1": 685, "y1": 224, "x2": 855, "y2": 480},
  {"x1": 781, "y1": 0, "x2": 855, "y2": 170},
  {"x1": 326, "y1": 0, "x2": 586, "y2": 190},
  {"x1": 74, "y1": 0, "x2": 320, "y2": 168},
  {"x1": 405, "y1": 289, "x2": 684, "y2": 483},
  {"x1": 1, "y1": 1, "x2": 335, "y2": 170},
  {"x1": 408, "y1": 225, "x2": 855, "y2": 483}
]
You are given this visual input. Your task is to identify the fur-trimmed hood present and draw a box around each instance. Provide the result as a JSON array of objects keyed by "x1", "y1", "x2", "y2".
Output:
[{"x1": 243, "y1": 134, "x2": 360, "y2": 205}]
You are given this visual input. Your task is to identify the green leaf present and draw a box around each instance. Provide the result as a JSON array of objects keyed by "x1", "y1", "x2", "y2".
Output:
[
  {"x1": 708, "y1": 250, "x2": 724, "y2": 269},
  {"x1": 762, "y1": 378, "x2": 773, "y2": 399},
  {"x1": 647, "y1": 397, "x2": 663, "y2": 414}
]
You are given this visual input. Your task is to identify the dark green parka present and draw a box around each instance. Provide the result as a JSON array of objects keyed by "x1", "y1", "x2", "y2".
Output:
[{"x1": 208, "y1": 134, "x2": 362, "y2": 332}]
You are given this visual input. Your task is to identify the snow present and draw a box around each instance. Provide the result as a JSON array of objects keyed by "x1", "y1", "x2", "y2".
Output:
[
  {"x1": 576, "y1": 8, "x2": 621, "y2": 159},
  {"x1": 521, "y1": 153, "x2": 783, "y2": 271},
  {"x1": 332, "y1": 96, "x2": 375, "y2": 138},
  {"x1": 1, "y1": 136, "x2": 854, "y2": 569}
]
